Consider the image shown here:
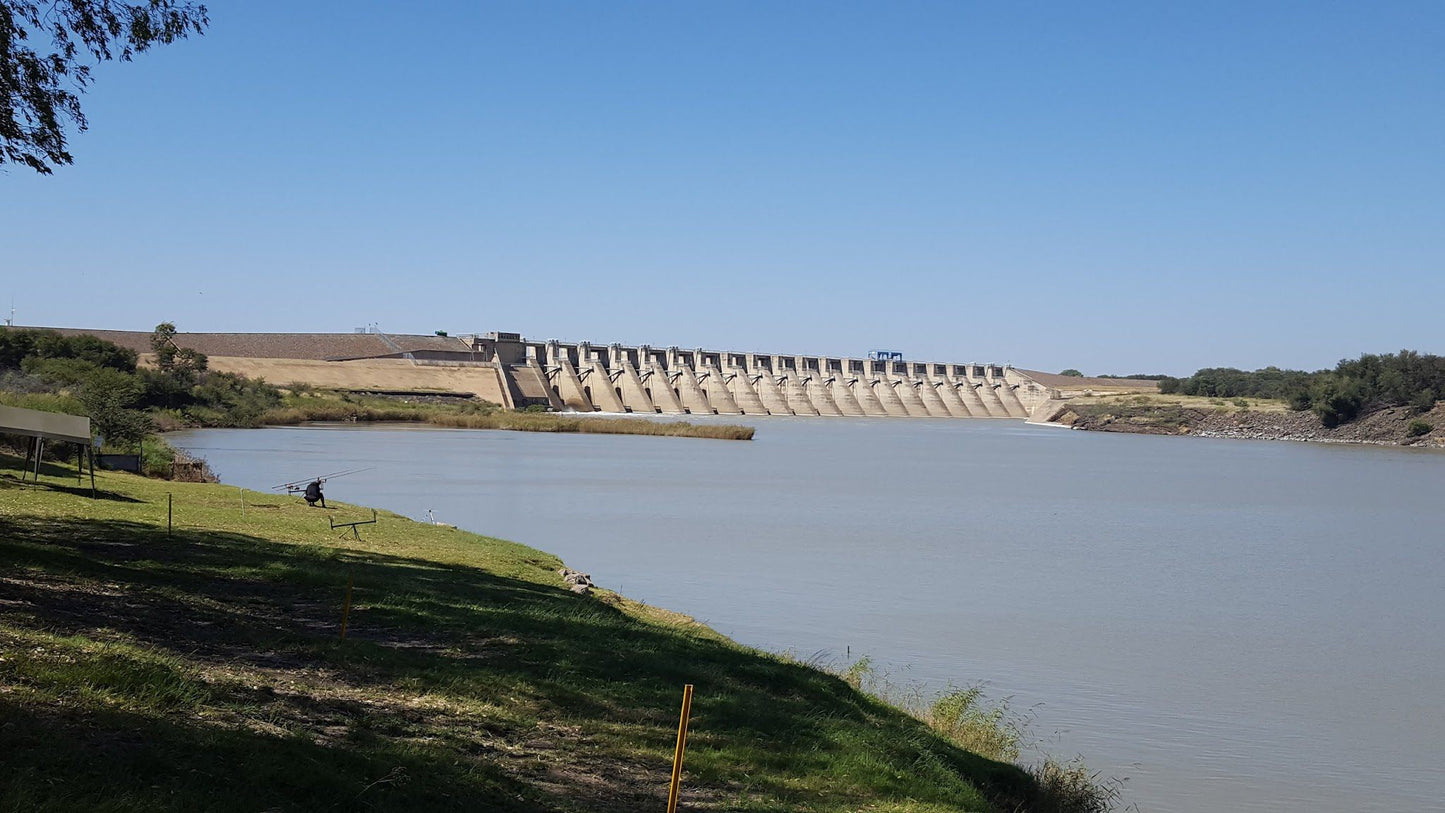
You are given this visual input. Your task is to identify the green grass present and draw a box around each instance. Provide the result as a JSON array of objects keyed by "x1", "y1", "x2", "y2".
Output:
[
  {"x1": 261, "y1": 393, "x2": 756, "y2": 440},
  {"x1": 0, "y1": 389, "x2": 87, "y2": 415},
  {"x1": 0, "y1": 456, "x2": 1061, "y2": 812}
]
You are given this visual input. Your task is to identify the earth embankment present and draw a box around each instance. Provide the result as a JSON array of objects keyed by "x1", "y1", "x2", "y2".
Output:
[{"x1": 205, "y1": 355, "x2": 512, "y2": 402}]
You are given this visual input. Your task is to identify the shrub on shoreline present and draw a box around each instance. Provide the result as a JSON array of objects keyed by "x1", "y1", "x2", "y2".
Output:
[
  {"x1": 832, "y1": 656, "x2": 1121, "y2": 812},
  {"x1": 1157, "y1": 350, "x2": 1445, "y2": 427}
]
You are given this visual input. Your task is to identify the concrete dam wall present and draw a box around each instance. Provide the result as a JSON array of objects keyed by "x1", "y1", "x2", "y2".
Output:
[
  {"x1": 38, "y1": 327, "x2": 1055, "y2": 419},
  {"x1": 501, "y1": 334, "x2": 1052, "y2": 419}
]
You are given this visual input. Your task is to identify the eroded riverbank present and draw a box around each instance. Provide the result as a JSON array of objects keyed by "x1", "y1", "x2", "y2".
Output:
[{"x1": 1050, "y1": 398, "x2": 1445, "y2": 448}]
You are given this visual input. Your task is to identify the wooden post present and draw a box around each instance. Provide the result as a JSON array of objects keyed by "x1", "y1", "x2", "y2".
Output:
[
  {"x1": 339, "y1": 571, "x2": 355, "y2": 639},
  {"x1": 88, "y1": 446, "x2": 96, "y2": 498},
  {"x1": 167, "y1": 493, "x2": 173, "y2": 537},
  {"x1": 666, "y1": 684, "x2": 695, "y2": 813}
]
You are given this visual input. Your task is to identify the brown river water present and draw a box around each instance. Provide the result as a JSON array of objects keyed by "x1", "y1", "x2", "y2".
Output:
[{"x1": 171, "y1": 418, "x2": 1445, "y2": 812}]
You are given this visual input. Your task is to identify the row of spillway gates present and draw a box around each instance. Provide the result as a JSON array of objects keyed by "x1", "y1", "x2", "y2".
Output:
[{"x1": 486, "y1": 334, "x2": 1052, "y2": 418}]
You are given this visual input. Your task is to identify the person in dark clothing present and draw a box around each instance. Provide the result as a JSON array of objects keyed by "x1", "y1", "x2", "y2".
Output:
[{"x1": 303, "y1": 479, "x2": 326, "y2": 508}]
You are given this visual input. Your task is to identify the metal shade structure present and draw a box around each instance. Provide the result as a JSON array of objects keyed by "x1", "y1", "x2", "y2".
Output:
[
  {"x1": 0, "y1": 405, "x2": 96, "y2": 494},
  {"x1": 0, "y1": 405, "x2": 91, "y2": 444}
]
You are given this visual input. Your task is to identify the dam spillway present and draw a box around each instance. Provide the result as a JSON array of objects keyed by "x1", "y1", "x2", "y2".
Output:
[{"x1": 500, "y1": 334, "x2": 1048, "y2": 418}]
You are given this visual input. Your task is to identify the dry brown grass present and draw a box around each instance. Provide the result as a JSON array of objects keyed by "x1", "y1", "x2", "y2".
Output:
[{"x1": 1074, "y1": 392, "x2": 1290, "y2": 413}]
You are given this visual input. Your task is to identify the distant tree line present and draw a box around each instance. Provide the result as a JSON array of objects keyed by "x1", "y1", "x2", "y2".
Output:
[
  {"x1": 1157, "y1": 366, "x2": 1314, "y2": 400},
  {"x1": 0, "y1": 326, "x2": 282, "y2": 447},
  {"x1": 1057, "y1": 369, "x2": 1174, "y2": 380},
  {"x1": 1095, "y1": 373, "x2": 1173, "y2": 381},
  {"x1": 1157, "y1": 350, "x2": 1445, "y2": 426}
]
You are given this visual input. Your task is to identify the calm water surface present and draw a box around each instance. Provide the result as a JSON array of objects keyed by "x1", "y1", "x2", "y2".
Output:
[{"x1": 171, "y1": 419, "x2": 1445, "y2": 812}]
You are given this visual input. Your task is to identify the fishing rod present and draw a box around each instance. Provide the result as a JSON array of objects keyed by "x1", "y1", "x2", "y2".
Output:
[{"x1": 272, "y1": 467, "x2": 374, "y2": 493}]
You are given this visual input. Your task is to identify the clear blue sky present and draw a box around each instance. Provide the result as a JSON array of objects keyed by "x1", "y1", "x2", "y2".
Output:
[{"x1": 3, "y1": 1, "x2": 1442, "y2": 375}]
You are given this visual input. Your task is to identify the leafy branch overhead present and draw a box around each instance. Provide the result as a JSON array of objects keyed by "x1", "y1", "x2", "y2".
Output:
[{"x1": 0, "y1": 0, "x2": 208, "y2": 174}]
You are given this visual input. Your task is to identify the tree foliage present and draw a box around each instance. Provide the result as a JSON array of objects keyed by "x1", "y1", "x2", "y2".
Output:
[
  {"x1": 1, "y1": 0, "x2": 208, "y2": 174},
  {"x1": 77, "y1": 365, "x2": 149, "y2": 444},
  {"x1": 1158, "y1": 351, "x2": 1445, "y2": 426},
  {"x1": 0, "y1": 326, "x2": 137, "y2": 370},
  {"x1": 1156, "y1": 366, "x2": 1315, "y2": 401},
  {"x1": 1335, "y1": 350, "x2": 1445, "y2": 413},
  {"x1": 150, "y1": 320, "x2": 206, "y2": 387},
  {"x1": 0, "y1": 326, "x2": 282, "y2": 444}
]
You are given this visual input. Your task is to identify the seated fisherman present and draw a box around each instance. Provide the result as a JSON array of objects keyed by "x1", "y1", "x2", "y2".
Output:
[{"x1": 303, "y1": 479, "x2": 326, "y2": 508}]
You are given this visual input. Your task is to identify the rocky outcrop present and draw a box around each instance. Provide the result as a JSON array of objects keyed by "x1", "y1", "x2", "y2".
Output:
[{"x1": 559, "y1": 568, "x2": 595, "y2": 595}]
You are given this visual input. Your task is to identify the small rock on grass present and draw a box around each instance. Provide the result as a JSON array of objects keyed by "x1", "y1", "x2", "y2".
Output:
[{"x1": 559, "y1": 568, "x2": 595, "y2": 594}]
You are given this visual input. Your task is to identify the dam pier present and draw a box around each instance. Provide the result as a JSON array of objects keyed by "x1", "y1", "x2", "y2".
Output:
[
  {"x1": 42, "y1": 327, "x2": 1057, "y2": 419},
  {"x1": 525, "y1": 337, "x2": 1042, "y2": 418}
]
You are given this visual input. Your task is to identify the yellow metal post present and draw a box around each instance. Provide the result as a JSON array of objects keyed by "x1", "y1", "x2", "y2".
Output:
[
  {"x1": 666, "y1": 683, "x2": 695, "y2": 813},
  {"x1": 339, "y1": 571, "x2": 355, "y2": 639}
]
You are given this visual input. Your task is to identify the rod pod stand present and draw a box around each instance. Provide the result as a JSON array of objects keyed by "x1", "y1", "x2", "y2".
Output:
[{"x1": 330, "y1": 510, "x2": 378, "y2": 541}]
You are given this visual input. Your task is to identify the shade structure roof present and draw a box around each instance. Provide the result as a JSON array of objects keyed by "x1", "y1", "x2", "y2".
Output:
[{"x1": 0, "y1": 405, "x2": 91, "y2": 445}]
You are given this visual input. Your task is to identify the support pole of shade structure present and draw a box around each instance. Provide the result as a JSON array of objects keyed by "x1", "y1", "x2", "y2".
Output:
[{"x1": 666, "y1": 683, "x2": 695, "y2": 813}]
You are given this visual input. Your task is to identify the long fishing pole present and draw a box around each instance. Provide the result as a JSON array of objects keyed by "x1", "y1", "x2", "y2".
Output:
[{"x1": 272, "y1": 467, "x2": 374, "y2": 492}]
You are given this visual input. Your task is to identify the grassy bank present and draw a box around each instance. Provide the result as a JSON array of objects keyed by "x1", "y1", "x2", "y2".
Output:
[
  {"x1": 256, "y1": 393, "x2": 756, "y2": 441},
  {"x1": 0, "y1": 457, "x2": 1103, "y2": 812}
]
